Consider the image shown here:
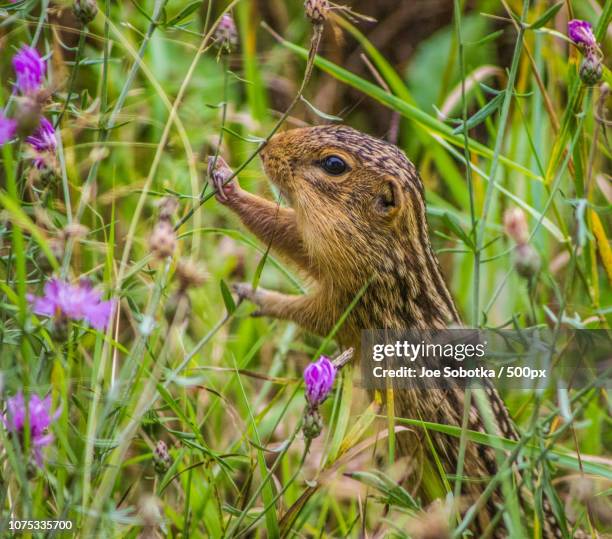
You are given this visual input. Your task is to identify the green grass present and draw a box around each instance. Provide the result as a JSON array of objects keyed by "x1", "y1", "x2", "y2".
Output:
[{"x1": 0, "y1": 0, "x2": 611, "y2": 537}]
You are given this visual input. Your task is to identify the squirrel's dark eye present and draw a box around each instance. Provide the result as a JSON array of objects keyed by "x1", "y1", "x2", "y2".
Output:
[{"x1": 320, "y1": 155, "x2": 348, "y2": 176}]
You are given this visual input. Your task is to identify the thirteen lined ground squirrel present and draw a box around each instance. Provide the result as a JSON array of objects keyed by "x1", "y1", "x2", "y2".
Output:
[{"x1": 209, "y1": 125, "x2": 564, "y2": 537}]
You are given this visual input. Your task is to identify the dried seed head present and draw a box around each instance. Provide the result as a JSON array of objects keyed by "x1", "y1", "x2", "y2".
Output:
[
  {"x1": 33, "y1": 206, "x2": 54, "y2": 230},
  {"x1": 175, "y1": 258, "x2": 207, "y2": 291},
  {"x1": 304, "y1": 0, "x2": 329, "y2": 24},
  {"x1": 60, "y1": 223, "x2": 89, "y2": 241},
  {"x1": 406, "y1": 501, "x2": 450, "y2": 539},
  {"x1": 14, "y1": 95, "x2": 42, "y2": 137},
  {"x1": 514, "y1": 244, "x2": 541, "y2": 280},
  {"x1": 149, "y1": 221, "x2": 176, "y2": 260},
  {"x1": 73, "y1": 0, "x2": 98, "y2": 26},
  {"x1": 157, "y1": 196, "x2": 179, "y2": 222},
  {"x1": 214, "y1": 14, "x2": 238, "y2": 53},
  {"x1": 503, "y1": 207, "x2": 529, "y2": 245},
  {"x1": 138, "y1": 494, "x2": 162, "y2": 539},
  {"x1": 152, "y1": 440, "x2": 172, "y2": 475}
]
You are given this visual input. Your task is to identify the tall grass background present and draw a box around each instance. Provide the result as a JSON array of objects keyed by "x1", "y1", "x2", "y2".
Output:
[{"x1": 0, "y1": 0, "x2": 611, "y2": 537}]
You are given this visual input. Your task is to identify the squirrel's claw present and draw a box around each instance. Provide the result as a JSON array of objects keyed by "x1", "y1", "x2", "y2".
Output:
[
  {"x1": 232, "y1": 282, "x2": 264, "y2": 317},
  {"x1": 232, "y1": 282, "x2": 255, "y2": 302},
  {"x1": 207, "y1": 155, "x2": 235, "y2": 202}
]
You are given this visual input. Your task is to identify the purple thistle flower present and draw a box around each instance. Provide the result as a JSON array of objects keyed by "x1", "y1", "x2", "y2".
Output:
[
  {"x1": 568, "y1": 20, "x2": 597, "y2": 48},
  {"x1": 0, "y1": 109, "x2": 17, "y2": 146},
  {"x1": 25, "y1": 117, "x2": 57, "y2": 168},
  {"x1": 28, "y1": 278, "x2": 116, "y2": 330},
  {"x1": 12, "y1": 46, "x2": 46, "y2": 94},
  {"x1": 304, "y1": 356, "x2": 336, "y2": 407},
  {"x1": 1, "y1": 392, "x2": 60, "y2": 467}
]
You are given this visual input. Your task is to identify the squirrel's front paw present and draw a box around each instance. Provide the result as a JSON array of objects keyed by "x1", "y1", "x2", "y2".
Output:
[
  {"x1": 207, "y1": 155, "x2": 240, "y2": 202},
  {"x1": 232, "y1": 282, "x2": 256, "y2": 302},
  {"x1": 232, "y1": 282, "x2": 266, "y2": 316}
]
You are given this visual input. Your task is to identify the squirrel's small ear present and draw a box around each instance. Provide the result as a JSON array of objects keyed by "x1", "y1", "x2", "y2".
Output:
[{"x1": 375, "y1": 177, "x2": 404, "y2": 218}]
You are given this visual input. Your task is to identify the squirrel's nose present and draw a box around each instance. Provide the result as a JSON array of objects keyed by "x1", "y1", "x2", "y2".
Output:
[
  {"x1": 259, "y1": 138, "x2": 276, "y2": 161},
  {"x1": 259, "y1": 145, "x2": 268, "y2": 162}
]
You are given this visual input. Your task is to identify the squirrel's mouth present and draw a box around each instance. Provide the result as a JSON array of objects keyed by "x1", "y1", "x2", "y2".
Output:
[{"x1": 260, "y1": 150, "x2": 295, "y2": 203}]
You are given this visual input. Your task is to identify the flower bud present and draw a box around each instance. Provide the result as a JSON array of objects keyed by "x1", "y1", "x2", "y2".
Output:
[
  {"x1": 302, "y1": 407, "x2": 323, "y2": 439},
  {"x1": 214, "y1": 14, "x2": 238, "y2": 53},
  {"x1": 149, "y1": 221, "x2": 176, "y2": 260},
  {"x1": 304, "y1": 356, "x2": 336, "y2": 407},
  {"x1": 14, "y1": 96, "x2": 42, "y2": 137},
  {"x1": 568, "y1": 19, "x2": 597, "y2": 49},
  {"x1": 73, "y1": 0, "x2": 98, "y2": 26},
  {"x1": 514, "y1": 244, "x2": 541, "y2": 280},
  {"x1": 503, "y1": 208, "x2": 529, "y2": 245},
  {"x1": 304, "y1": 0, "x2": 329, "y2": 24},
  {"x1": 152, "y1": 440, "x2": 172, "y2": 475},
  {"x1": 579, "y1": 53, "x2": 603, "y2": 86}
]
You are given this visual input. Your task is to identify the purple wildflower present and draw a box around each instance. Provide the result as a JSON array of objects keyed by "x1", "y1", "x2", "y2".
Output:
[
  {"x1": 26, "y1": 117, "x2": 56, "y2": 152},
  {"x1": 0, "y1": 109, "x2": 17, "y2": 146},
  {"x1": 28, "y1": 278, "x2": 115, "y2": 330},
  {"x1": 25, "y1": 117, "x2": 56, "y2": 168},
  {"x1": 1, "y1": 392, "x2": 60, "y2": 467},
  {"x1": 568, "y1": 20, "x2": 597, "y2": 48},
  {"x1": 12, "y1": 46, "x2": 46, "y2": 94},
  {"x1": 304, "y1": 356, "x2": 336, "y2": 407}
]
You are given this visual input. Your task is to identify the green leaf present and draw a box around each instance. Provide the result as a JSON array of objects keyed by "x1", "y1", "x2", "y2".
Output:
[
  {"x1": 222, "y1": 127, "x2": 266, "y2": 143},
  {"x1": 165, "y1": 0, "x2": 201, "y2": 27},
  {"x1": 129, "y1": 0, "x2": 154, "y2": 23},
  {"x1": 528, "y1": 1, "x2": 564, "y2": 29},
  {"x1": 390, "y1": 416, "x2": 612, "y2": 481},
  {"x1": 442, "y1": 212, "x2": 474, "y2": 249},
  {"x1": 451, "y1": 92, "x2": 504, "y2": 134},
  {"x1": 237, "y1": 2, "x2": 268, "y2": 121},
  {"x1": 327, "y1": 370, "x2": 354, "y2": 463},
  {"x1": 299, "y1": 95, "x2": 342, "y2": 121},
  {"x1": 465, "y1": 29, "x2": 505, "y2": 46},
  {"x1": 251, "y1": 245, "x2": 271, "y2": 290},
  {"x1": 345, "y1": 470, "x2": 420, "y2": 510},
  {"x1": 220, "y1": 279, "x2": 236, "y2": 315}
]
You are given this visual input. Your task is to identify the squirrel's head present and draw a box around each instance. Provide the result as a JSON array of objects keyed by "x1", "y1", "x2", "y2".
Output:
[{"x1": 260, "y1": 125, "x2": 428, "y2": 279}]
